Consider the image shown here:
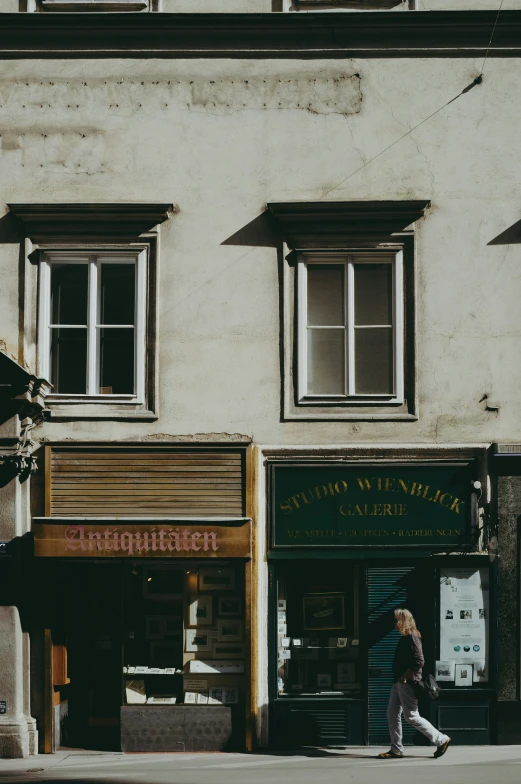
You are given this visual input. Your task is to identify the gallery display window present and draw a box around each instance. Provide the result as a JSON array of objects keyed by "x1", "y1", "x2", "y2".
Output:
[{"x1": 273, "y1": 562, "x2": 361, "y2": 698}]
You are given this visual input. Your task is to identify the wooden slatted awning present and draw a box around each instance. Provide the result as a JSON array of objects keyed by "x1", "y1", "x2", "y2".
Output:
[{"x1": 46, "y1": 447, "x2": 246, "y2": 518}]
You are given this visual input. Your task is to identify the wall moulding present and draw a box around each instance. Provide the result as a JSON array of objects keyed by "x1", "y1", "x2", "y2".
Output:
[{"x1": 7, "y1": 203, "x2": 175, "y2": 243}]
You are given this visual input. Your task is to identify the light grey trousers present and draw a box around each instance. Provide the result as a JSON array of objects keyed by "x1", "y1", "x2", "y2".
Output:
[{"x1": 387, "y1": 682, "x2": 449, "y2": 755}]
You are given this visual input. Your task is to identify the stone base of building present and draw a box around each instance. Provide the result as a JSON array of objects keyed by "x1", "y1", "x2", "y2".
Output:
[{"x1": 0, "y1": 718, "x2": 38, "y2": 759}]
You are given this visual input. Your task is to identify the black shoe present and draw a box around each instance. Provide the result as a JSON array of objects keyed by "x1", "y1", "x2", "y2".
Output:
[
  {"x1": 433, "y1": 738, "x2": 451, "y2": 758},
  {"x1": 377, "y1": 750, "x2": 404, "y2": 759}
]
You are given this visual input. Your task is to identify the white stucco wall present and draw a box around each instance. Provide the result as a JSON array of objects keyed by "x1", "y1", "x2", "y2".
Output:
[{"x1": 1, "y1": 56, "x2": 520, "y2": 447}]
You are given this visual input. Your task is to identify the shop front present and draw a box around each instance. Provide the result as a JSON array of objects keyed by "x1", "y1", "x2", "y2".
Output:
[
  {"x1": 267, "y1": 458, "x2": 496, "y2": 748},
  {"x1": 30, "y1": 446, "x2": 252, "y2": 754}
]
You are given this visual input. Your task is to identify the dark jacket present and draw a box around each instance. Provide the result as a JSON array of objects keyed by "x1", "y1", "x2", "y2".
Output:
[{"x1": 393, "y1": 633, "x2": 424, "y2": 683}]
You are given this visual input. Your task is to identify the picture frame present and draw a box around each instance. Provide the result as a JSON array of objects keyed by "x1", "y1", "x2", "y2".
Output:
[
  {"x1": 213, "y1": 642, "x2": 245, "y2": 659},
  {"x1": 184, "y1": 691, "x2": 197, "y2": 704},
  {"x1": 303, "y1": 594, "x2": 345, "y2": 631},
  {"x1": 188, "y1": 595, "x2": 213, "y2": 627},
  {"x1": 217, "y1": 620, "x2": 243, "y2": 642},
  {"x1": 196, "y1": 691, "x2": 209, "y2": 705},
  {"x1": 336, "y1": 662, "x2": 356, "y2": 684},
  {"x1": 209, "y1": 687, "x2": 224, "y2": 705},
  {"x1": 198, "y1": 567, "x2": 235, "y2": 592},
  {"x1": 473, "y1": 661, "x2": 488, "y2": 683},
  {"x1": 185, "y1": 629, "x2": 212, "y2": 652},
  {"x1": 145, "y1": 616, "x2": 164, "y2": 641},
  {"x1": 223, "y1": 687, "x2": 239, "y2": 704},
  {"x1": 217, "y1": 596, "x2": 243, "y2": 617},
  {"x1": 455, "y1": 663, "x2": 473, "y2": 687},
  {"x1": 317, "y1": 673, "x2": 332, "y2": 688},
  {"x1": 328, "y1": 636, "x2": 351, "y2": 660},
  {"x1": 435, "y1": 661, "x2": 455, "y2": 682},
  {"x1": 143, "y1": 568, "x2": 183, "y2": 600}
]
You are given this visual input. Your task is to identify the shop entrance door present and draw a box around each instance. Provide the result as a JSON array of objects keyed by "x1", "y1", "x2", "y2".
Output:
[
  {"x1": 39, "y1": 562, "x2": 123, "y2": 751},
  {"x1": 367, "y1": 565, "x2": 433, "y2": 745}
]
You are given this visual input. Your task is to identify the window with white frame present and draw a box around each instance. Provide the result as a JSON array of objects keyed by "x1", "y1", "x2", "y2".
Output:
[
  {"x1": 38, "y1": 251, "x2": 146, "y2": 402},
  {"x1": 297, "y1": 251, "x2": 403, "y2": 404}
]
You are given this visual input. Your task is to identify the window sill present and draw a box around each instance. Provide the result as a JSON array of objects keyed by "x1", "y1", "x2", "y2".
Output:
[
  {"x1": 284, "y1": 411, "x2": 418, "y2": 421},
  {"x1": 298, "y1": 396, "x2": 404, "y2": 406},
  {"x1": 46, "y1": 402, "x2": 157, "y2": 422},
  {"x1": 284, "y1": 396, "x2": 416, "y2": 421},
  {"x1": 41, "y1": 0, "x2": 148, "y2": 10}
]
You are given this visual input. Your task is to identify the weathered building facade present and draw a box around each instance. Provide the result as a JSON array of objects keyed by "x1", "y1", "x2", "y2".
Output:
[{"x1": 1, "y1": 0, "x2": 521, "y2": 758}]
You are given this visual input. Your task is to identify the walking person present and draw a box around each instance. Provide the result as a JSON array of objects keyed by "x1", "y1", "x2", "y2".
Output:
[{"x1": 377, "y1": 608, "x2": 451, "y2": 760}]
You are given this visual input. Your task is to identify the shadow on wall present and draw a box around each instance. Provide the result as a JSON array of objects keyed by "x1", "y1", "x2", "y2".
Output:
[
  {"x1": 221, "y1": 211, "x2": 282, "y2": 248},
  {"x1": 0, "y1": 211, "x2": 24, "y2": 243},
  {"x1": 488, "y1": 219, "x2": 521, "y2": 245}
]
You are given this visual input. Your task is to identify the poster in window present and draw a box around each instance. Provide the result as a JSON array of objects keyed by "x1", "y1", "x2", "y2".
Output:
[{"x1": 439, "y1": 567, "x2": 489, "y2": 681}]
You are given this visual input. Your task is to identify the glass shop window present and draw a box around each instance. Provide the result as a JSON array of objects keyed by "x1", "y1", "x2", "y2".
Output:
[{"x1": 275, "y1": 562, "x2": 361, "y2": 697}]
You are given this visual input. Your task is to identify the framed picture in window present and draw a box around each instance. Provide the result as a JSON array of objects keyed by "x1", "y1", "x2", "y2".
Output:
[
  {"x1": 223, "y1": 687, "x2": 238, "y2": 704},
  {"x1": 303, "y1": 594, "x2": 345, "y2": 631},
  {"x1": 198, "y1": 567, "x2": 235, "y2": 592},
  {"x1": 185, "y1": 629, "x2": 212, "y2": 653},
  {"x1": 454, "y1": 664, "x2": 473, "y2": 687},
  {"x1": 336, "y1": 662, "x2": 356, "y2": 684},
  {"x1": 217, "y1": 620, "x2": 243, "y2": 642},
  {"x1": 188, "y1": 595, "x2": 213, "y2": 626},
  {"x1": 209, "y1": 687, "x2": 224, "y2": 705},
  {"x1": 213, "y1": 642, "x2": 245, "y2": 659},
  {"x1": 317, "y1": 673, "x2": 332, "y2": 689},
  {"x1": 217, "y1": 596, "x2": 243, "y2": 617}
]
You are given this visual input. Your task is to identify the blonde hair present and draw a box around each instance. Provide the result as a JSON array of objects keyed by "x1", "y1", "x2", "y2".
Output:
[{"x1": 394, "y1": 608, "x2": 421, "y2": 638}]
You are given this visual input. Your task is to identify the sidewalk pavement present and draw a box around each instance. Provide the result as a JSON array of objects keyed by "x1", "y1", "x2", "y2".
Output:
[{"x1": 0, "y1": 745, "x2": 521, "y2": 784}]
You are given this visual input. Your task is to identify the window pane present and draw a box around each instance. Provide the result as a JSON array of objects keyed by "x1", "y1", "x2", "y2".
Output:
[
  {"x1": 50, "y1": 328, "x2": 87, "y2": 394},
  {"x1": 51, "y1": 264, "x2": 88, "y2": 325},
  {"x1": 100, "y1": 264, "x2": 135, "y2": 325},
  {"x1": 307, "y1": 265, "x2": 344, "y2": 326},
  {"x1": 307, "y1": 329, "x2": 344, "y2": 395},
  {"x1": 354, "y1": 263, "x2": 392, "y2": 326},
  {"x1": 354, "y1": 328, "x2": 393, "y2": 394},
  {"x1": 99, "y1": 328, "x2": 135, "y2": 394}
]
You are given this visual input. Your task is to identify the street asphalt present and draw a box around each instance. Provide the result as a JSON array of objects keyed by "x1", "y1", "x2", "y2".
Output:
[{"x1": 1, "y1": 746, "x2": 521, "y2": 784}]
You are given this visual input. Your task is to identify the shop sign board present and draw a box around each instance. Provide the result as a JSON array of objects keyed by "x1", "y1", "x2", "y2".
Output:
[
  {"x1": 33, "y1": 519, "x2": 251, "y2": 558},
  {"x1": 271, "y1": 463, "x2": 473, "y2": 549}
]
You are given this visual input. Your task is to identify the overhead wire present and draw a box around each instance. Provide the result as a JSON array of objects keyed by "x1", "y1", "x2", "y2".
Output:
[{"x1": 319, "y1": 0, "x2": 504, "y2": 200}]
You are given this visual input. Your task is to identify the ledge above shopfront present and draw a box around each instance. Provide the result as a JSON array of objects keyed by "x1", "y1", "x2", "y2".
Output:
[{"x1": 2, "y1": 12, "x2": 521, "y2": 59}]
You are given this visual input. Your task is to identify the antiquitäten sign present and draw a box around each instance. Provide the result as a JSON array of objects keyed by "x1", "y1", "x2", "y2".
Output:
[
  {"x1": 33, "y1": 519, "x2": 251, "y2": 559},
  {"x1": 271, "y1": 463, "x2": 473, "y2": 549}
]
